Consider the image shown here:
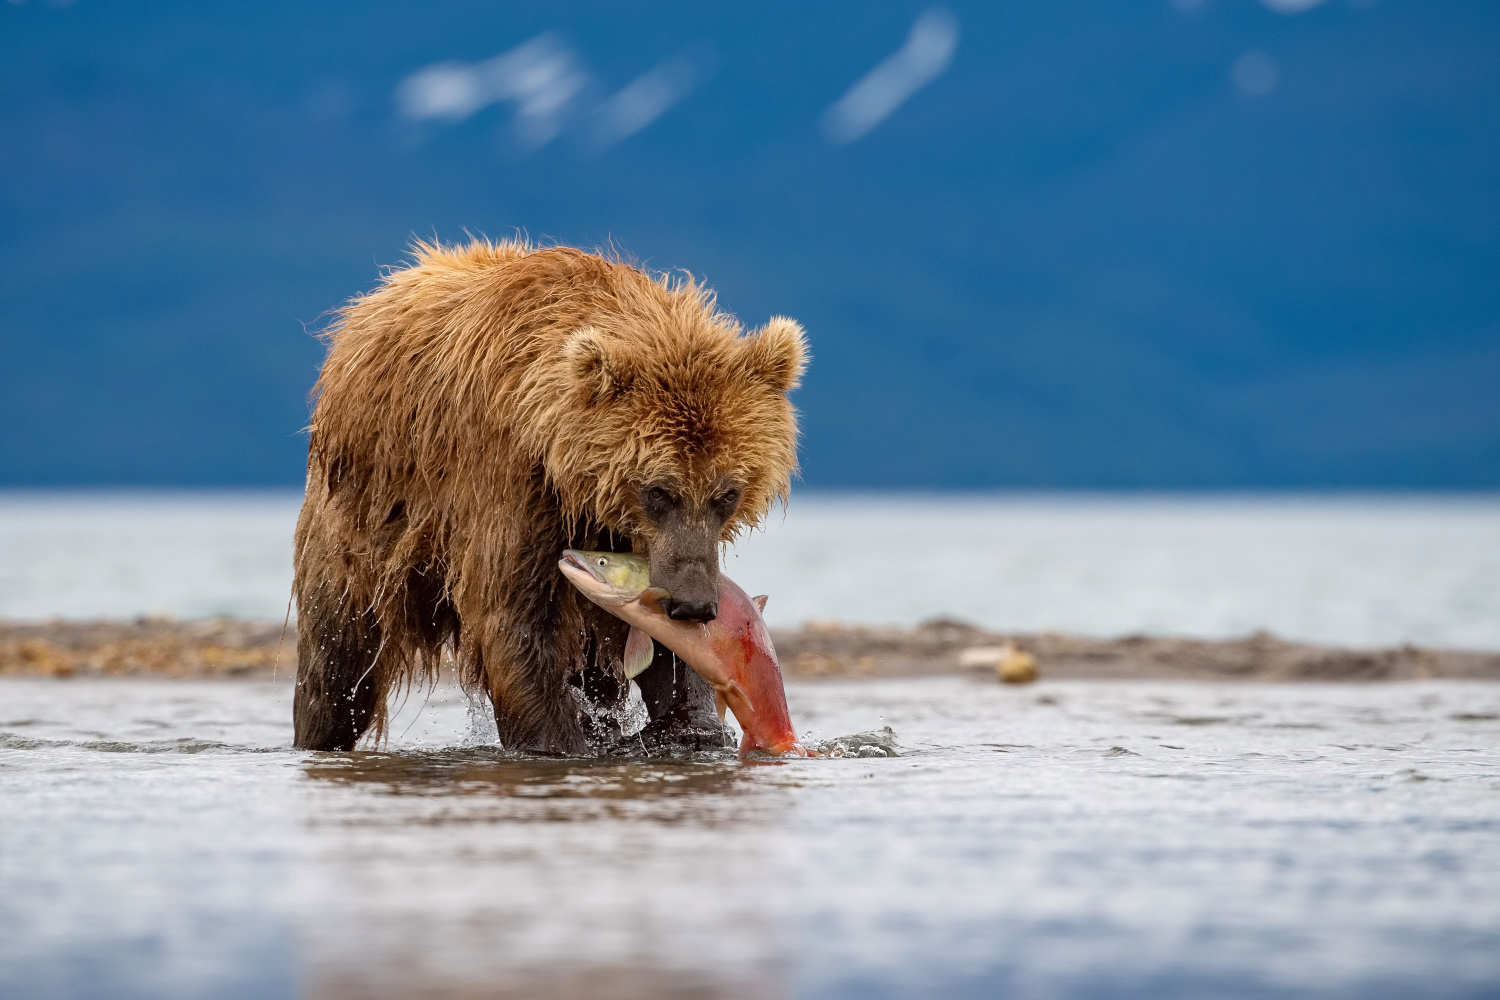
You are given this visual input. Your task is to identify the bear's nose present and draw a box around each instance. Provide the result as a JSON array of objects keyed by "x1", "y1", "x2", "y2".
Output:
[{"x1": 666, "y1": 598, "x2": 718, "y2": 622}]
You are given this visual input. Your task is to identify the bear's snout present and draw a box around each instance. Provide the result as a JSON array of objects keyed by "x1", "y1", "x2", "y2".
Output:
[
  {"x1": 665, "y1": 597, "x2": 719, "y2": 623},
  {"x1": 643, "y1": 503, "x2": 725, "y2": 625}
]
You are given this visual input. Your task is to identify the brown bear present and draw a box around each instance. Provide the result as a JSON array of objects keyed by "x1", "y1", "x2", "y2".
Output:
[{"x1": 292, "y1": 240, "x2": 807, "y2": 753}]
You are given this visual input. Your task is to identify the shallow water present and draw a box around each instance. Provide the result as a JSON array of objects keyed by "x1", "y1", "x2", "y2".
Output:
[
  {"x1": 3, "y1": 677, "x2": 1499, "y2": 999},
  {"x1": 3, "y1": 491, "x2": 1500, "y2": 648}
]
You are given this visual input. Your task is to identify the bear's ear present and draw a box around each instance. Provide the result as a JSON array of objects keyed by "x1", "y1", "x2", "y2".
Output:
[
  {"x1": 742, "y1": 316, "x2": 808, "y2": 393},
  {"x1": 563, "y1": 327, "x2": 635, "y2": 404}
]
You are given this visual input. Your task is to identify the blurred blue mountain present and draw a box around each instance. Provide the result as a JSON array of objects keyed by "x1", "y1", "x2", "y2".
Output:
[{"x1": 1, "y1": 0, "x2": 1496, "y2": 487}]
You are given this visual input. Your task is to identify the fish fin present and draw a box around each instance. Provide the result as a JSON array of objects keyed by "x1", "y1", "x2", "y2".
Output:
[
  {"x1": 715, "y1": 690, "x2": 728, "y2": 722},
  {"x1": 752, "y1": 594, "x2": 768, "y2": 613},
  {"x1": 726, "y1": 680, "x2": 754, "y2": 715},
  {"x1": 638, "y1": 587, "x2": 671, "y2": 615},
  {"x1": 738, "y1": 731, "x2": 754, "y2": 759},
  {"x1": 623, "y1": 627, "x2": 654, "y2": 679}
]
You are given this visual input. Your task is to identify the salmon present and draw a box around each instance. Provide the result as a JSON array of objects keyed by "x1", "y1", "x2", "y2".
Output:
[{"x1": 558, "y1": 549, "x2": 810, "y2": 757}]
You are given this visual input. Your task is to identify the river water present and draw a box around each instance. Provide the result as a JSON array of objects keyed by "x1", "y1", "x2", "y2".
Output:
[{"x1": 3, "y1": 676, "x2": 1498, "y2": 999}]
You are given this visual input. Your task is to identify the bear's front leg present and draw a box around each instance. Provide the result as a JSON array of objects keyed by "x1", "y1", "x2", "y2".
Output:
[
  {"x1": 478, "y1": 596, "x2": 594, "y2": 755},
  {"x1": 466, "y1": 489, "x2": 597, "y2": 754},
  {"x1": 634, "y1": 642, "x2": 735, "y2": 751},
  {"x1": 292, "y1": 588, "x2": 384, "y2": 751}
]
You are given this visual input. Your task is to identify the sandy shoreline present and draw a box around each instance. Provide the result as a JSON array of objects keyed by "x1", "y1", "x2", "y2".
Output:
[{"x1": 2, "y1": 616, "x2": 1497, "y2": 682}]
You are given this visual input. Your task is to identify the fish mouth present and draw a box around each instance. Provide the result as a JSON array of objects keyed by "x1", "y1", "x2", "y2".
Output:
[{"x1": 559, "y1": 549, "x2": 607, "y2": 585}]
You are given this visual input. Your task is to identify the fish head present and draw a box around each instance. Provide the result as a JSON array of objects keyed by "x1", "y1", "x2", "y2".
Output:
[{"x1": 558, "y1": 550, "x2": 662, "y2": 611}]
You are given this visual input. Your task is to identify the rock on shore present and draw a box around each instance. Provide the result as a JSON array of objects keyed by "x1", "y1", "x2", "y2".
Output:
[
  {"x1": 775, "y1": 618, "x2": 1500, "y2": 682},
  {"x1": 0, "y1": 618, "x2": 290, "y2": 679},
  {"x1": 2, "y1": 617, "x2": 1498, "y2": 682}
]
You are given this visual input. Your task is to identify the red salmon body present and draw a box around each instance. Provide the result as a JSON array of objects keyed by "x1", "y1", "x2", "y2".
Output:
[{"x1": 709, "y1": 577, "x2": 809, "y2": 757}]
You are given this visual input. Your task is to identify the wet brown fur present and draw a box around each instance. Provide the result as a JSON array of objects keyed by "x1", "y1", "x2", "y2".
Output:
[{"x1": 292, "y1": 240, "x2": 806, "y2": 752}]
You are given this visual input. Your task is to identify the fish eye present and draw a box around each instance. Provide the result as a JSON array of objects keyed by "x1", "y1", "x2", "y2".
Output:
[{"x1": 596, "y1": 557, "x2": 607, "y2": 567}]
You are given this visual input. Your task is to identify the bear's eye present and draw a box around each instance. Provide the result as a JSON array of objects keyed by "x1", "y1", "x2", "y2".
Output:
[
  {"x1": 643, "y1": 485, "x2": 678, "y2": 519},
  {"x1": 713, "y1": 488, "x2": 740, "y2": 514}
]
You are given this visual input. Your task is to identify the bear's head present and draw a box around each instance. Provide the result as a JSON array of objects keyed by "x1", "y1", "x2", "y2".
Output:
[{"x1": 545, "y1": 283, "x2": 807, "y2": 622}]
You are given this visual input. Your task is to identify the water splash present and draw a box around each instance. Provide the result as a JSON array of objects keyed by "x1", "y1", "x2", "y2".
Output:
[
  {"x1": 462, "y1": 688, "x2": 500, "y2": 748},
  {"x1": 568, "y1": 678, "x2": 650, "y2": 747},
  {"x1": 813, "y1": 725, "x2": 902, "y2": 758}
]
